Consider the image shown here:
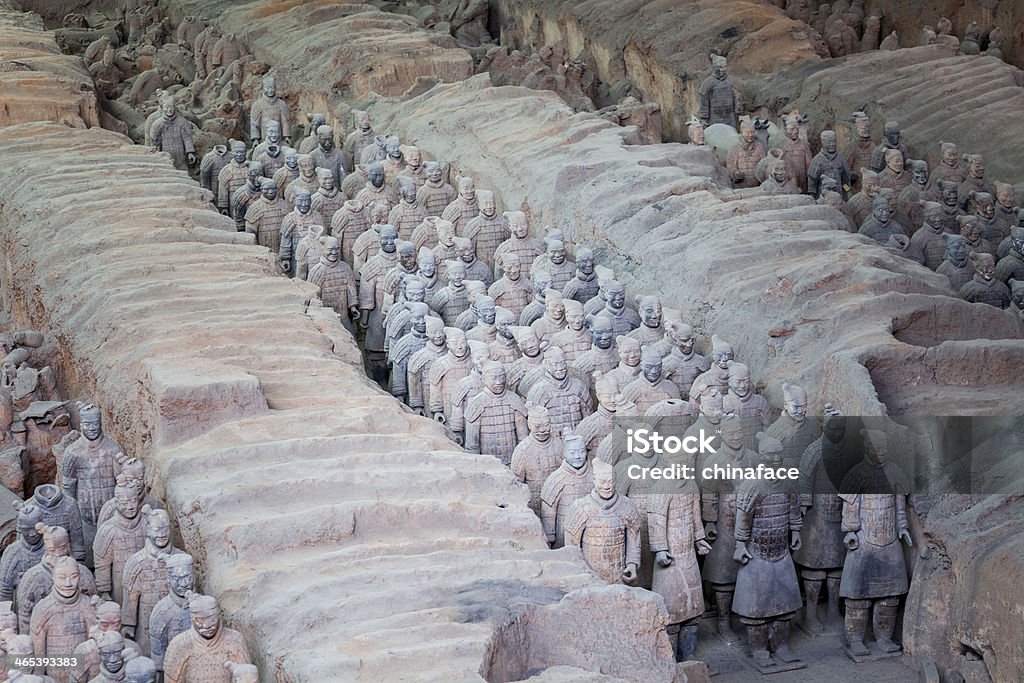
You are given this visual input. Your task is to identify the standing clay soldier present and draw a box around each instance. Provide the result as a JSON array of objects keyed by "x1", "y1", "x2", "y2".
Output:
[
  {"x1": 848, "y1": 169, "x2": 880, "y2": 227},
  {"x1": 331, "y1": 198, "x2": 368, "y2": 266},
  {"x1": 511, "y1": 404, "x2": 564, "y2": 511},
  {"x1": 464, "y1": 362, "x2": 528, "y2": 463},
  {"x1": 561, "y1": 247, "x2": 598, "y2": 304},
  {"x1": 309, "y1": 125, "x2": 346, "y2": 189},
  {"x1": 122, "y1": 508, "x2": 183, "y2": 656},
  {"x1": 463, "y1": 191, "x2": 509, "y2": 270},
  {"x1": 271, "y1": 149, "x2": 300, "y2": 201},
  {"x1": 60, "y1": 403, "x2": 124, "y2": 559},
  {"x1": 398, "y1": 145, "x2": 426, "y2": 189},
  {"x1": 722, "y1": 361, "x2": 770, "y2": 450},
  {"x1": 71, "y1": 600, "x2": 138, "y2": 683},
  {"x1": 606, "y1": 335, "x2": 643, "y2": 390},
  {"x1": 16, "y1": 524, "x2": 98, "y2": 632},
  {"x1": 600, "y1": 280, "x2": 641, "y2": 335},
  {"x1": 163, "y1": 594, "x2": 251, "y2": 683},
  {"x1": 927, "y1": 142, "x2": 965, "y2": 193},
  {"x1": 431, "y1": 261, "x2": 470, "y2": 326},
  {"x1": 442, "y1": 177, "x2": 480, "y2": 236},
  {"x1": 571, "y1": 315, "x2": 619, "y2": 381},
  {"x1": 530, "y1": 290, "x2": 567, "y2": 346},
  {"x1": 285, "y1": 155, "x2": 320, "y2": 204},
  {"x1": 125, "y1": 657, "x2": 157, "y2": 683},
  {"x1": 876, "y1": 149, "x2": 910, "y2": 194},
  {"x1": 493, "y1": 212, "x2": 544, "y2": 281},
  {"x1": 995, "y1": 227, "x2": 1024, "y2": 284},
  {"x1": 388, "y1": 178, "x2": 427, "y2": 242},
  {"x1": 210, "y1": 32, "x2": 244, "y2": 71},
  {"x1": 454, "y1": 236, "x2": 493, "y2": 286},
  {"x1": 993, "y1": 182, "x2": 1017, "y2": 236},
  {"x1": 30, "y1": 557, "x2": 96, "y2": 682},
  {"x1": 839, "y1": 430, "x2": 913, "y2": 658},
  {"x1": 690, "y1": 335, "x2": 733, "y2": 400},
  {"x1": 344, "y1": 111, "x2": 375, "y2": 170},
  {"x1": 842, "y1": 112, "x2": 875, "y2": 193},
  {"x1": 793, "y1": 406, "x2": 850, "y2": 634},
  {"x1": 249, "y1": 77, "x2": 290, "y2": 147},
  {"x1": 564, "y1": 459, "x2": 642, "y2": 585},
  {"x1": 960, "y1": 253, "x2": 1010, "y2": 308},
  {"x1": 897, "y1": 160, "x2": 933, "y2": 232},
  {"x1": 548, "y1": 300, "x2": 590, "y2": 363},
  {"x1": 244, "y1": 179, "x2": 288, "y2": 256},
  {"x1": 869, "y1": 121, "x2": 908, "y2": 173},
  {"x1": 429, "y1": 219, "x2": 460, "y2": 275},
  {"x1": 93, "y1": 480, "x2": 147, "y2": 604},
  {"x1": 487, "y1": 308, "x2": 520, "y2": 365},
  {"x1": 310, "y1": 168, "x2": 344, "y2": 228},
  {"x1": 251, "y1": 121, "x2": 284, "y2": 170},
  {"x1": 406, "y1": 318, "x2": 447, "y2": 415},
  {"x1": 381, "y1": 137, "x2": 407, "y2": 185},
  {"x1": 935, "y1": 180, "x2": 964, "y2": 234},
  {"x1": 539, "y1": 436, "x2": 591, "y2": 549},
  {"x1": 356, "y1": 162, "x2": 397, "y2": 213},
  {"x1": 727, "y1": 120, "x2": 766, "y2": 189},
  {"x1": 859, "y1": 196, "x2": 907, "y2": 244},
  {"x1": 504, "y1": 327, "x2": 542, "y2": 397},
  {"x1": 661, "y1": 322, "x2": 708, "y2": 400},
  {"x1": 149, "y1": 94, "x2": 195, "y2": 172},
  {"x1": 535, "y1": 239, "x2": 576, "y2": 293},
  {"x1": 308, "y1": 236, "x2": 359, "y2": 332},
  {"x1": 732, "y1": 433, "x2": 804, "y2": 671},
  {"x1": 699, "y1": 55, "x2": 743, "y2": 129},
  {"x1": 766, "y1": 383, "x2": 820, "y2": 471},
  {"x1": 29, "y1": 485, "x2": 86, "y2": 563},
  {"x1": 447, "y1": 340, "x2": 490, "y2": 443},
  {"x1": 0, "y1": 501, "x2": 44, "y2": 602},
  {"x1": 428, "y1": 328, "x2": 473, "y2": 425},
  {"x1": 216, "y1": 142, "x2": 249, "y2": 217},
  {"x1": 199, "y1": 144, "x2": 229, "y2": 202},
  {"x1": 648, "y1": 472, "x2": 710, "y2": 661},
  {"x1": 279, "y1": 189, "x2": 324, "y2": 277},
  {"x1": 959, "y1": 155, "x2": 995, "y2": 212},
  {"x1": 381, "y1": 240, "x2": 420, "y2": 317},
  {"x1": 937, "y1": 234, "x2": 974, "y2": 291},
  {"x1": 526, "y1": 348, "x2": 592, "y2": 437},
  {"x1": 912, "y1": 201, "x2": 949, "y2": 270},
  {"x1": 779, "y1": 116, "x2": 812, "y2": 193},
  {"x1": 87, "y1": 630, "x2": 130, "y2": 683},
  {"x1": 622, "y1": 348, "x2": 680, "y2": 415},
  {"x1": 388, "y1": 302, "x2": 430, "y2": 400},
  {"x1": 972, "y1": 192, "x2": 1006, "y2": 247},
  {"x1": 519, "y1": 272, "x2": 552, "y2": 327},
  {"x1": 149, "y1": 554, "x2": 194, "y2": 675},
  {"x1": 760, "y1": 158, "x2": 800, "y2": 195},
  {"x1": 958, "y1": 215, "x2": 992, "y2": 258},
  {"x1": 358, "y1": 225, "x2": 399, "y2": 384},
  {"x1": 465, "y1": 294, "x2": 498, "y2": 344},
  {"x1": 701, "y1": 416, "x2": 758, "y2": 642},
  {"x1": 808, "y1": 131, "x2": 851, "y2": 198},
  {"x1": 229, "y1": 163, "x2": 263, "y2": 232},
  {"x1": 416, "y1": 162, "x2": 456, "y2": 217},
  {"x1": 488, "y1": 253, "x2": 532, "y2": 319},
  {"x1": 626, "y1": 295, "x2": 664, "y2": 350}
]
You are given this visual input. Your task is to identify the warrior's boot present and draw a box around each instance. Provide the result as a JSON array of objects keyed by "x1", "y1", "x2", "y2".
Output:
[
  {"x1": 770, "y1": 618, "x2": 799, "y2": 663},
  {"x1": 874, "y1": 597, "x2": 902, "y2": 652},
  {"x1": 844, "y1": 601, "x2": 870, "y2": 656}
]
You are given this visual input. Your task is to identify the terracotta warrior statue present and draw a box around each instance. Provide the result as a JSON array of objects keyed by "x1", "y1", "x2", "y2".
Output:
[
  {"x1": 381, "y1": 240, "x2": 420, "y2": 318},
  {"x1": 700, "y1": 416, "x2": 758, "y2": 643},
  {"x1": 358, "y1": 224, "x2": 399, "y2": 385},
  {"x1": 430, "y1": 220, "x2": 459, "y2": 277},
  {"x1": 388, "y1": 302, "x2": 431, "y2": 401},
  {"x1": 621, "y1": 347, "x2": 681, "y2": 415},
  {"x1": 355, "y1": 162, "x2": 397, "y2": 213},
  {"x1": 626, "y1": 295, "x2": 664, "y2": 350},
  {"x1": 779, "y1": 115, "x2": 813, "y2": 193},
  {"x1": 29, "y1": 557, "x2": 96, "y2": 682},
  {"x1": 431, "y1": 261, "x2": 470, "y2": 327},
  {"x1": 548, "y1": 300, "x2": 590, "y2": 363},
  {"x1": 927, "y1": 141, "x2": 964, "y2": 193},
  {"x1": 539, "y1": 433, "x2": 591, "y2": 548},
  {"x1": 284, "y1": 154, "x2": 320, "y2": 204},
  {"x1": 428, "y1": 328, "x2": 473, "y2": 426},
  {"x1": 689, "y1": 335, "x2": 732, "y2": 400},
  {"x1": 0, "y1": 500, "x2": 44, "y2": 602},
  {"x1": 229, "y1": 163, "x2": 263, "y2": 232},
  {"x1": 216, "y1": 141, "x2": 249, "y2": 217},
  {"x1": 936, "y1": 234, "x2": 974, "y2": 291},
  {"x1": 571, "y1": 315, "x2": 619, "y2": 383},
  {"x1": 912, "y1": 201, "x2": 949, "y2": 270},
  {"x1": 510, "y1": 403, "x2": 563, "y2": 511},
  {"x1": 465, "y1": 294, "x2": 498, "y2": 344},
  {"x1": 565, "y1": 458, "x2": 643, "y2": 585},
  {"x1": 606, "y1": 334, "x2": 642, "y2": 390},
  {"x1": 454, "y1": 237, "x2": 492, "y2": 287},
  {"x1": 839, "y1": 430, "x2": 913, "y2": 658},
  {"x1": 387, "y1": 178, "x2": 427, "y2": 242},
  {"x1": 859, "y1": 195, "x2": 907, "y2": 244},
  {"x1": 330, "y1": 198, "x2": 367, "y2": 267},
  {"x1": 727, "y1": 120, "x2": 766, "y2": 189},
  {"x1": 575, "y1": 373, "x2": 618, "y2": 458},
  {"x1": 765, "y1": 383, "x2": 820, "y2": 471},
  {"x1": 1010, "y1": 279, "x2": 1024, "y2": 318},
  {"x1": 972, "y1": 192, "x2": 1006, "y2": 248},
  {"x1": 488, "y1": 253, "x2": 532, "y2": 319},
  {"x1": 308, "y1": 236, "x2": 359, "y2": 332},
  {"x1": 808, "y1": 131, "x2": 851, "y2": 198},
  {"x1": 504, "y1": 327, "x2": 542, "y2": 397},
  {"x1": 842, "y1": 111, "x2": 875, "y2": 193},
  {"x1": 960, "y1": 252, "x2": 1010, "y2": 308},
  {"x1": 599, "y1": 280, "x2": 641, "y2": 335},
  {"x1": 733, "y1": 433, "x2": 804, "y2": 671},
  {"x1": 699, "y1": 55, "x2": 742, "y2": 129},
  {"x1": 526, "y1": 348, "x2": 592, "y2": 437},
  {"x1": 530, "y1": 290, "x2": 567, "y2": 346},
  {"x1": 71, "y1": 598, "x2": 139, "y2": 683},
  {"x1": 149, "y1": 94, "x2": 195, "y2": 172},
  {"x1": 648, "y1": 466, "x2": 709, "y2": 661},
  {"x1": 560, "y1": 247, "x2": 598, "y2": 304},
  {"x1": 398, "y1": 145, "x2": 425, "y2": 189},
  {"x1": 163, "y1": 594, "x2": 251, "y2": 683},
  {"x1": 519, "y1": 271, "x2": 552, "y2": 327},
  {"x1": 279, "y1": 189, "x2": 324, "y2": 277},
  {"x1": 959, "y1": 154, "x2": 994, "y2": 212},
  {"x1": 406, "y1": 317, "x2": 447, "y2": 415},
  {"x1": 125, "y1": 656, "x2": 158, "y2": 683},
  {"x1": 199, "y1": 144, "x2": 229, "y2": 201},
  {"x1": 122, "y1": 508, "x2": 184, "y2": 656},
  {"x1": 96, "y1": 457, "x2": 160, "y2": 528},
  {"x1": 249, "y1": 77, "x2": 290, "y2": 147},
  {"x1": 660, "y1": 321, "x2": 708, "y2": 400},
  {"x1": 995, "y1": 226, "x2": 1024, "y2": 284},
  {"x1": 59, "y1": 404, "x2": 124, "y2": 560},
  {"x1": 93, "y1": 479, "x2": 147, "y2": 604},
  {"x1": 88, "y1": 630, "x2": 130, "y2": 683},
  {"x1": 442, "y1": 176, "x2": 479, "y2": 236},
  {"x1": 447, "y1": 340, "x2": 490, "y2": 445},
  {"x1": 484, "y1": 308, "x2": 518, "y2": 366},
  {"x1": 224, "y1": 662, "x2": 258, "y2": 683},
  {"x1": 465, "y1": 362, "x2": 528, "y2": 464},
  {"x1": 760, "y1": 157, "x2": 800, "y2": 195},
  {"x1": 493, "y1": 212, "x2": 544, "y2": 281},
  {"x1": 869, "y1": 121, "x2": 908, "y2": 173},
  {"x1": 993, "y1": 182, "x2": 1017, "y2": 237},
  {"x1": 343, "y1": 110, "x2": 374, "y2": 171},
  {"x1": 876, "y1": 148, "x2": 910, "y2": 195},
  {"x1": 463, "y1": 190, "x2": 509, "y2": 270},
  {"x1": 17, "y1": 523, "x2": 96, "y2": 634},
  {"x1": 244, "y1": 179, "x2": 288, "y2": 257},
  {"x1": 309, "y1": 125, "x2": 346, "y2": 189},
  {"x1": 896, "y1": 160, "x2": 934, "y2": 233},
  {"x1": 28, "y1": 486, "x2": 85, "y2": 564},
  {"x1": 416, "y1": 162, "x2": 456, "y2": 217},
  {"x1": 271, "y1": 148, "x2": 300, "y2": 201},
  {"x1": 535, "y1": 239, "x2": 576, "y2": 293},
  {"x1": 310, "y1": 168, "x2": 344, "y2": 228},
  {"x1": 381, "y1": 136, "x2": 407, "y2": 186},
  {"x1": 847, "y1": 168, "x2": 879, "y2": 228},
  {"x1": 957, "y1": 215, "x2": 992, "y2": 259},
  {"x1": 722, "y1": 361, "x2": 770, "y2": 451},
  {"x1": 252, "y1": 120, "x2": 284, "y2": 168}
]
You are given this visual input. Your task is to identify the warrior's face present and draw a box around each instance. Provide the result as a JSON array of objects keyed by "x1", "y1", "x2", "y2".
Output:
[
  {"x1": 262, "y1": 183, "x2": 278, "y2": 201},
  {"x1": 641, "y1": 356, "x2": 662, "y2": 384},
  {"x1": 295, "y1": 193, "x2": 312, "y2": 214},
  {"x1": 594, "y1": 467, "x2": 615, "y2": 499},
  {"x1": 263, "y1": 81, "x2": 276, "y2": 99},
  {"x1": 193, "y1": 611, "x2": 221, "y2": 640},
  {"x1": 81, "y1": 414, "x2": 102, "y2": 441},
  {"x1": 53, "y1": 561, "x2": 80, "y2": 599}
]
